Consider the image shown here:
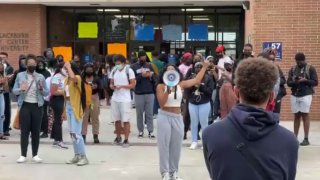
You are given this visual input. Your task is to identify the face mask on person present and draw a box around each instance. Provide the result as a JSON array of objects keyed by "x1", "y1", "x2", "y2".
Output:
[
  {"x1": 20, "y1": 64, "x2": 27, "y2": 71},
  {"x1": 216, "y1": 54, "x2": 223, "y2": 59},
  {"x1": 243, "y1": 52, "x2": 252, "y2": 57},
  {"x1": 115, "y1": 64, "x2": 124, "y2": 71},
  {"x1": 0, "y1": 70, "x2": 3, "y2": 75},
  {"x1": 27, "y1": 65, "x2": 36, "y2": 73},
  {"x1": 38, "y1": 64, "x2": 44, "y2": 70},
  {"x1": 85, "y1": 71, "x2": 94, "y2": 76}
]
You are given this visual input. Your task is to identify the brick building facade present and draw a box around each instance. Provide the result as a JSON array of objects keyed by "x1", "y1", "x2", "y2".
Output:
[
  {"x1": 0, "y1": 0, "x2": 319, "y2": 120},
  {"x1": 246, "y1": 0, "x2": 320, "y2": 121}
]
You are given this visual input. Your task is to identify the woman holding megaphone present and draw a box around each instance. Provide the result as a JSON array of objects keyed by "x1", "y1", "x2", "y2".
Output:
[{"x1": 156, "y1": 59, "x2": 210, "y2": 180}]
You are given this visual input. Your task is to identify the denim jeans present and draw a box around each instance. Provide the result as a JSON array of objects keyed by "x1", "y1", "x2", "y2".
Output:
[
  {"x1": 0, "y1": 93, "x2": 5, "y2": 134},
  {"x1": 188, "y1": 102, "x2": 211, "y2": 143},
  {"x1": 66, "y1": 101, "x2": 86, "y2": 156}
]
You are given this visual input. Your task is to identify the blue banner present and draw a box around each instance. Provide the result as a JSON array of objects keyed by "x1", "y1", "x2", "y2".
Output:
[
  {"x1": 134, "y1": 24, "x2": 154, "y2": 41},
  {"x1": 162, "y1": 24, "x2": 182, "y2": 41},
  {"x1": 262, "y1": 42, "x2": 283, "y2": 60},
  {"x1": 188, "y1": 24, "x2": 208, "y2": 40}
]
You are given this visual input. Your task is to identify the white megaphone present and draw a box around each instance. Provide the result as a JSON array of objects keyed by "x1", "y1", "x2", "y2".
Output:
[{"x1": 163, "y1": 70, "x2": 180, "y2": 88}]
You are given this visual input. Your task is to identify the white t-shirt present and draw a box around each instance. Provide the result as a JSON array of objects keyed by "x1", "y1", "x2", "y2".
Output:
[
  {"x1": 51, "y1": 73, "x2": 65, "y2": 89},
  {"x1": 109, "y1": 67, "x2": 135, "y2": 102},
  {"x1": 24, "y1": 74, "x2": 38, "y2": 103},
  {"x1": 217, "y1": 56, "x2": 233, "y2": 79}
]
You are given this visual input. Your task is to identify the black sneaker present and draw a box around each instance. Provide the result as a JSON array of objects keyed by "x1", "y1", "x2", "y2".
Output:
[
  {"x1": 40, "y1": 133, "x2": 48, "y2": 138},
  {"x1": 122, "y1": 139, "x2": 130, "y2": 148},
  {"x1": 113, "y1": 137, "x2": 122, "y2": 145},
  {"x1": 4, "y1": 131, "x2": 10, "y2": 136},
  {"x1": 148, "y1": 132, "x2": 156, "y2": 139},
  {"x1": 300, "y1": 139, "x2": 310, "y2": 146},
  {"x1": 138, "y1": 132, "x2": 144, "y2": 139}
]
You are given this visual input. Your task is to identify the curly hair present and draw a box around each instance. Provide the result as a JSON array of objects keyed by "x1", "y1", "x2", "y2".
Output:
[{"x1": 235, "y1": 58, "x2": 279, "y2": 105}]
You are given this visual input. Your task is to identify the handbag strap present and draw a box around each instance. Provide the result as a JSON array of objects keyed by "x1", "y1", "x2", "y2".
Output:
[
  {"x1": 224, "y1": 119, "x2": 271, "y2": 180},
  {"x1": 25, "y1": 79, "x2": 35, "y2": 94}
]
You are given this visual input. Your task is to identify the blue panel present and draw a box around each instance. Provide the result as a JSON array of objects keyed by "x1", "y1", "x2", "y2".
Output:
[
  {"x1": 188, "y1": 24, "x2": 208, "y2": 40},
  {"x1": 135, "y1": 24, "x2": 154, "y2": 41}
]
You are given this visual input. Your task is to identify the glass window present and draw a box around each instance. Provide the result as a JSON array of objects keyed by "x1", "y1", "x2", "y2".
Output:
[
  {"x1": 48, "y1": 9, "x2": 74, "y2": 42},
  {"x1": 75, "y1": 9, "x2": 104, "y2": 40},
  {"x1": 218, "y1": 15, "x2": 240, "y2": 30},
  {"x1": 105, "y1": 15, "x2": 130, "y2": 41},
  {"x1": 160, "y1": 14, "x2": 185, "y2": 41},
  {"x1": 186, "y1": 14, "x2": 216, "y2": 41},
  {"x1": 130, "y1": 9, "x2": 159, "y2": 41}
]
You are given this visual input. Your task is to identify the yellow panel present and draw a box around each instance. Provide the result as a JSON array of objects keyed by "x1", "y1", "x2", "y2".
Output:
[{"x1": 78, "y1": 22, "x2": 98, "y2": 38}]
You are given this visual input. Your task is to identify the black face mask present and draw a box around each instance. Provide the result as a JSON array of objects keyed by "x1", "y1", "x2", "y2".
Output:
[
  {"x1": 27, "y1": 66, "x2": 36, "y2": 73},
  {"x1": 86, "y1": 71, "x2": 94, "y2": 76},
  {"x1": 216, "y1": 54, "x2": 223, "y2": 59},
  {"x1": 38, "y1": 65, "x2": 44, "y2": 70},
  {"x1": 0, "y1": 71, "x2": 3, "y2": 75},
  {"x1": 243, "y1": 52, "x2": 252, "y2": 57},
  {"x1": 20, "y1": 64, "x2": 27, "y2": 71}
]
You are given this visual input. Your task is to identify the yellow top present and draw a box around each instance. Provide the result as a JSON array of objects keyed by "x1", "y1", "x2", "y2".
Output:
[
  {"x1": 64, "y1": 75, "x2": 83, "y2": 121},
  {"x1": 84, "y1": 83, "x2": 92, "y2": 107}
]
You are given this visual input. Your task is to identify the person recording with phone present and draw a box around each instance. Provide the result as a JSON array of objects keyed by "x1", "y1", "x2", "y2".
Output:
[
  {"x1": 185, "y1": 62, "x2": 214, "y2": 150},
  {"x1": 156, "y1": 59, "x2": 209, "y2": 180},
  {"x1": 13, "y1": 54, "x2": 49, "y2": 163},
  {"x1": 50, "y1": 55, "x2": 69, "y2": 149}
]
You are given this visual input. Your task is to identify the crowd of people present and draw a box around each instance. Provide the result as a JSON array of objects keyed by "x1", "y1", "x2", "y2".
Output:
[{"x1": 0, "y1": 44, "x2": 317, "y2": 179}]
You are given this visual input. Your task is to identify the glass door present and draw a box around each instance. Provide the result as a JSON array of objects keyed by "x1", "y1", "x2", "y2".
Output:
[{"x1": 185, "y1": 41, "x2": 217, "y2": 57}]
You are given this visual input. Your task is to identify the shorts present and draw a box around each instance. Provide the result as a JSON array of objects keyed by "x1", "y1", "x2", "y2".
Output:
[
  {"x1": 111, "y1": 101, "x2": 132, "y2": 122},
  {"x1": 290, "y1": 95, "x2": 312, "y2": 114}
]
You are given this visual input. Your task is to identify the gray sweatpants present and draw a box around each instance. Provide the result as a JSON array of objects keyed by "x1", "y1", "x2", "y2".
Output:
[
  {"x1": 157, "y1": 110, "x2": 184, "y2": 175},
  {"x1": 135, "y1": 94, "x2": 155, "y2": 133}
]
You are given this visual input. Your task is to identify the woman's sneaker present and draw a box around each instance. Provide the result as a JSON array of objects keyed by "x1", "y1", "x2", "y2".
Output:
[
  {"x1": 53, "y1": 141, "x2": 69, "y2": 149},
  {"x1": 170, "y1": 171, "x2": 183, "y2": 180},
  {"x1": 16, "y1": 156, "x2": 27, "y2": 163},
  {"x1": 32, "y1": 155, "x2": 43, "y2": 163},
  {"x1": 148, "y1": 132, "x2": 156, "y2": 139},
  {"x1": 66, "y1": 155, "x2": 80, "y2": 164},
  {"x1": 189, "y1": 142, "x2": 198, "y2": 150},
  {"x1": 77, "y1": 155, "x2": 89, "y2": 166},
  {"x1": 138, "y1": 132, "x2": 144, "y2": 138},
  {"x1": 162, "y1": 172, "x2": 170, "y2": 180}
]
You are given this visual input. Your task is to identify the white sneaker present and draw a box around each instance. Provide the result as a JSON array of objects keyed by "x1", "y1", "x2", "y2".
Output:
[
  {"x1": 170, "y1": 171, "x2": 184, "y2": 180},
  {"x1": 16, "y1": 156, "x2": 27, "y2": 163},
  {"x1": 32, "y1": 155, "x2": 43, "y2": 163},
  {"x1": 162, "y1": 172, "x2": 170, "y2": 180},
  {"x1": 189, "y1": 142, "x2": 198, "y2": 150}
]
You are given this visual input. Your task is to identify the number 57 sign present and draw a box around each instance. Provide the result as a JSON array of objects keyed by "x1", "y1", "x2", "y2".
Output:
[{"x1": 262, "y1": 42, "x2": 282, "y2": 60}]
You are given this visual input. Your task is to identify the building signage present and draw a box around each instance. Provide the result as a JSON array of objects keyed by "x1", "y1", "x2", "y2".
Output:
[
  {"x1": 262, "y1": 42, "x2": 282, "y2": 60},
  {"x1": 0, "y1": 33, "x2": 29, "y2": 51}
]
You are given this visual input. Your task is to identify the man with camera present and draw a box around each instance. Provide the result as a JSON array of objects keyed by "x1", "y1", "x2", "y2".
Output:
[{"x1": 287, "y1": 52, "x2": 318, "y2": 146}]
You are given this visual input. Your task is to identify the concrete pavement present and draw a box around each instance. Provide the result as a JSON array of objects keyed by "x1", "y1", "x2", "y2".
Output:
[{"x1": 0, "y1": 104, "x2": 320, "y2": 180}]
